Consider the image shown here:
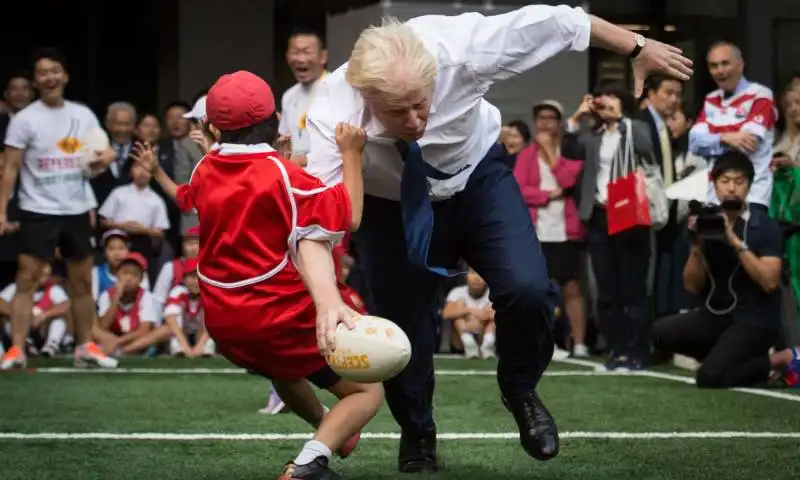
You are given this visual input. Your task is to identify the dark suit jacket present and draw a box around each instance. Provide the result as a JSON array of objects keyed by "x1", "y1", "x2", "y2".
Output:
[
  {"x1": 574, "y1": 118, "x2": 656, "y2": 222},
  {"x1": 637, "y1": 108, "x2": 678, "y2": 182}
]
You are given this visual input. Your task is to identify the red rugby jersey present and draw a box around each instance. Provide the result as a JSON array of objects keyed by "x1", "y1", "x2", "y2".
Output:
[{"x1": 175, "y1": 143, "x2": 351, "y2": 290}]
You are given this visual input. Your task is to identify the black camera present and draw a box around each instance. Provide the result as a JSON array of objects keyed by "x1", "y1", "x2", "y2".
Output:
[{"x1": 689, "y1": 199, "x2": 744, "y2": 240}]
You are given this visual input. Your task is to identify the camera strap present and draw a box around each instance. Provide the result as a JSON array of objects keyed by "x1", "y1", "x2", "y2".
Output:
[{"x1": 700, "y1": 216, "x2": 749, "y2": 315}]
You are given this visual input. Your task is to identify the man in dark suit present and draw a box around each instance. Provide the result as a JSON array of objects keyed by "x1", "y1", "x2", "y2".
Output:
[
  {"x1": 638, "y1": 74, "x2": 685, "y2": 320},
  {"x1": 90, "y1": 102, "x2": 138, "y2": 207}
]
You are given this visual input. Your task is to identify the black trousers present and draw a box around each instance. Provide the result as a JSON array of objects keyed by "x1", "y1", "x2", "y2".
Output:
[
  {"x1": 587, "y1": 208, "x2": 652, "y2": 361},
  {"x1": 652, "y1": 309, "x2": 779, "y2": 388},
  {"x1": 353, "y1": 155, "x2": 558, "y2": 433}
]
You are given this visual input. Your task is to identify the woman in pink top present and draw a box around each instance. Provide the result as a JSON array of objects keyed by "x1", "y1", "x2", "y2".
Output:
[{"x1": 513, "y1": 101, "x2": 588, "y2": 357}]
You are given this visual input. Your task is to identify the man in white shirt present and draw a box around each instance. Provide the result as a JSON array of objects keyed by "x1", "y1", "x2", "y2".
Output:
[
  {"x1": 278, "y1": 29, "x2": 328, "y2": 166},
  {"x1": 305, "y1": 6, "x2": 692, "y2": 471},
  {"x1": 0, "y1": 48, "x2": 118, "y2": 370}
]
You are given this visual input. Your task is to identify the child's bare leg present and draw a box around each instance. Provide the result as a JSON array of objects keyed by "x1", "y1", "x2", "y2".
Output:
[
  {"x1": 122, "y1": 325, "x2": 172, "y2": 355},
  {"x1": 291, "y1": 379, "x2": 383, "y2": 466},
  {"x1": 272, "y1": 378, "x2": 326, "y2": 427}
]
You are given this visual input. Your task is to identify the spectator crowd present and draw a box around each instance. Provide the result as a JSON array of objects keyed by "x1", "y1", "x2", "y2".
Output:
[{"x1": 0, "y1": 31, "x2": 799, "y2": 389}]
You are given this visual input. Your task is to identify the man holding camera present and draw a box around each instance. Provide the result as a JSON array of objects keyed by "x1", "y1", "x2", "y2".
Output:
[{"x1": 652, "y1": 151, "x2": 783, "y2": 388}]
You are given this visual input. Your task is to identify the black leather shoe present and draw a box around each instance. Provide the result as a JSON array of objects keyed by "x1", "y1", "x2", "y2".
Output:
[
  {"x1": 278, "y1": 456, "x2": 341, "y2": 479},
  {"x1": 398, "y1": 428, "x2": 438, "y2": 473},
  {"x1": 503, "y1": 391, "x2": 559, "y2": 461}
]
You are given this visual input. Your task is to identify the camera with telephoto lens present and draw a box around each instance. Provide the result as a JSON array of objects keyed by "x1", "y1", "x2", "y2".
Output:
[{"x1": 689, "y1": 199, "x2": 745, "y2": 240}]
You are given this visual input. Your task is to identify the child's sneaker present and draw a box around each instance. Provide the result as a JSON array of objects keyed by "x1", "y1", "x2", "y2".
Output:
[
  {"x1": 0, "y1": 346, "x2": 26, "y2": 370},
  {"x1": 277, "y1": 457, "x2": 341, "y2": 479},
  {"x1": 74, "y1": 342, "x2": 118, "y2": 368},
  {"x1": 258, "y1": 386, "x2": 289, "y2": 414}
]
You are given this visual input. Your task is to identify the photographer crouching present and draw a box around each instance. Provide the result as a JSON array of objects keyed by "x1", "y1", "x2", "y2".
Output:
[{"x1": 652, "y1": 151, "x2": 784, "y2": 388}]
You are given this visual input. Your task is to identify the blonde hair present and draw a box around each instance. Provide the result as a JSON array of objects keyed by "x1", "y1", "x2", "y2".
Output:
[
  {"x1": 346, "y1": 16, "x2": 437, "y2": 102},
  {"x1": 776, "y1": 79, "x2": 800, "y2": 156}
]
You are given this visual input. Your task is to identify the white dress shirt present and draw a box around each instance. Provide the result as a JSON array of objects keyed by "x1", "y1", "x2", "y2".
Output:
[{"x1": 305, "y1": 6, "x2": 591, "y2": 200}]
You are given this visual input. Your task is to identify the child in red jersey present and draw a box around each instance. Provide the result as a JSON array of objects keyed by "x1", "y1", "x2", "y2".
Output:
[{"x1": 133, "y1": 70, "x2": 379, "y2": 480}]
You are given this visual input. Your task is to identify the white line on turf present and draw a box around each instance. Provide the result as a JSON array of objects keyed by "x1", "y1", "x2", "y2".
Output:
[
  {"x1": 33, "y1": 367, "x2": 618, "y2": 377},
  {"x1": 556, "y1": 358, "x2": 800, "y2": 403},
  {"x1": 1, "y1": 432, "x2": 799, "y2": 441}
]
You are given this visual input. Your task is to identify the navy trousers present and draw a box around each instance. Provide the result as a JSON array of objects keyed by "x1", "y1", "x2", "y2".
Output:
[{"x1": 352, "y1": 153, "x2": 558, "y2": 433}]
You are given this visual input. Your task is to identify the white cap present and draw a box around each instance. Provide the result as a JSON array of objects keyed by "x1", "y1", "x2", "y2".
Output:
[
  {"x1": 533, "y1": 99, "x2": 565, "y2": 118},
  {"x1": 183, "y1": 96, "x2": 207, "y2": 121}
]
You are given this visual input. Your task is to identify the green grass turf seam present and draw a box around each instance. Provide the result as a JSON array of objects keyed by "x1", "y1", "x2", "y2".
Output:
[{"x1": 2, "y1": 432, "x2": 800, "y2": 441}]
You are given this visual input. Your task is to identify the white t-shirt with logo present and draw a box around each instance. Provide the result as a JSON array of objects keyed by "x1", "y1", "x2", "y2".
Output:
[
  {"x1": 278, "y1": 77, "x2": 326, "y2": 157},
  {"x1": 445, "y1": 285, "x2": 491, "y2": 310},
  {"x1": 4, "y1": 100, "x2": 101, "y2": 215}
]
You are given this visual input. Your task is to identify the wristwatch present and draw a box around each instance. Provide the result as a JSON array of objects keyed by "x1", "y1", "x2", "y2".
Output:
[
  {"x1": 736, "y1": 242, "x2": 749, "y2": 253},
  {"x1": 630, "y1": 34, "x2": 646, "y2": 58}
]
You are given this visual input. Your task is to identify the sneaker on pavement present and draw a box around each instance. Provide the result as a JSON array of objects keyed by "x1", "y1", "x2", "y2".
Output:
[
  {"x1": 0, "y1": 346, "x2": 27, "y2": 370},
  {"x1": 74, "y1": 342, "x2": 118, "y2": 368}
]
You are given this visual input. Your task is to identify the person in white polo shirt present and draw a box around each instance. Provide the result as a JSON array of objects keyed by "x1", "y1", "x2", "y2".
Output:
[
  {"x1": 0, "y1": 48, "x2": 118, "y2": 370},
  {"x1": 278, "y1": 28, "x2": 328, "y2": 166},
  {"x1": 304, "y1": 7, "x2": 692, "y2": 471}
]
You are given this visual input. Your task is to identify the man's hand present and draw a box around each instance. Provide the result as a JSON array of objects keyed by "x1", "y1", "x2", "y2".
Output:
[
  {"x1": 0, "y1": 211, "x2": 7, "y2": 236},
  {"x1": 92, "y1": 148, "x2": 117, "y2": 168},
  {"x1": 721, "y1": 132, "x2": 758, "y2": 153},
  {"x1": 276, "y1": 135, "x2": 292, "y2": 158},
  {"x1": 721, "y1": 214, "x2": 742, "y2": 248},
  {"x1": 570, "y1": 94, "x2": 594, "y2": 124},
  {"x1": 1, "y1": 221, "x2": 19, "y2": 235},
  {"x1": 121, "y1": 220, "x2": 148, "y2": 234},
  {"x1": 632, "y1": 39, "x2": 693, "y2": 98},
  {"x1": 189, "y1": 126, "x2": 212, "y2": 154},
  {"x1": 316, "y1": 302, "x2": 359, "y2": 356},
  {"x1": 771, "y1": 153, "x2": 794, "y2": 172},
  {"x1": 335, "y1": 123, "x2": 366, "y2": 155},
  {"x1": 687, "y1": 214, "x2": 704, "y2": 246},
  {"x1": 132, "y1": 142, "x2": 158, "y2": 174}
]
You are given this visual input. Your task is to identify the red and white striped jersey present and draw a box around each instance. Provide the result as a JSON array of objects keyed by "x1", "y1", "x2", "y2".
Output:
[
  {"x1": 691, "y1": 80, "x2": 777, "y2": 206},
  {"x1": 164, "y1": 285, "x2": 204, "y2": 333}
]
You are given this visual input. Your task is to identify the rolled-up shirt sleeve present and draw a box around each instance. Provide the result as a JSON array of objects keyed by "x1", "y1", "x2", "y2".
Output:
[
  {"x1": 288, "y1": 165, "x2": 350, "y2": 255},
  {"x1": 409, "y1": 5, "x2": 591, "y2": 91}
]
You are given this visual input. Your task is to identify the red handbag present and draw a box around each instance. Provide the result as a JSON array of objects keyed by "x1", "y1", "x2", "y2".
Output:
[{"x1": 606, "y1": 119, "x2": 652, "y2": 235}]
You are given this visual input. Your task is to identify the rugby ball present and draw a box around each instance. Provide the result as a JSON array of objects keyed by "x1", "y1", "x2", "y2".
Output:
[
  {"x1": 326, "y1": 315, "x2": 412, "y2": 383},
  {"x1": 79, "y1": 126, "x2": 111, "y2": 178}
]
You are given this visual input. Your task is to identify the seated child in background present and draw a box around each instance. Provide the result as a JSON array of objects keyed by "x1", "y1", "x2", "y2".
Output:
[
  {"x1": 92, "y1": 253, "x2": 158, "y2": 356},
  {"x1": 442, "y1": 268, "x2": 496, "y2": 359},
  {"x1": 0, "y1": 263, "x2": 69, "y2": 357},
  {"x1": 152, "y1": 225, "x2": 200, "y2": 314},
  {"x1": 92, "y1": 229, "x2": 151, "y2": 302},
  {"x1": 122, "y1": 258, "x2": 214, "y2": 357}
]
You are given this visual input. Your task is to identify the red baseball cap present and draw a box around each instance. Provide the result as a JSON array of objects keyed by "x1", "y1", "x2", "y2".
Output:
[
  {"x1": 120, "y1": 252, "x2": 148, "y2": 272},
  {"x1": 206, "y1": 71, "x2": 275, "y2": 131}
]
